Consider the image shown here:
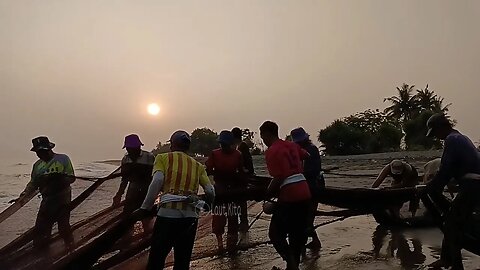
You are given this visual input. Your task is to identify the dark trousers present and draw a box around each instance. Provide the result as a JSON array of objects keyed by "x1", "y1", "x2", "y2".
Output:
[
  {"x1": 307, "y1": 201, "x2": 319, "y2": 238},
  {"x1": 269, "y1": 201, "x2": 309, "y2": 268},
  {"x1": 34, "y1": 190, "x2": 73, "y2": 248},
  {"x1": 212, "y1": 203, "x2": 240, "y2": 236},
  {"x1": 147, "y1": 217, "x2": 198, "y2": 270},
  {"x1": 441, "y1": 187, "x2": 480, "y2": 270},
  {"x1": 123, "y1": 183, "x2": 149, "y2": 214},
  {"x1": 239, "y1": 200, "x2": 248, "y2": 227}
]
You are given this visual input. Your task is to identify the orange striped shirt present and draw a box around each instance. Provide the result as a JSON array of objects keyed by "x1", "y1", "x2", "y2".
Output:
[{"x1": 153, "y1": 152, "x2": 210, "y2": 210}]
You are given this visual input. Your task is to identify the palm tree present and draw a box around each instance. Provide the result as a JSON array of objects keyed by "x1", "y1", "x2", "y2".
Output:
[
  {"x1": 384, "y1": 83, "x2": 418, "y2": 122},
  {"x1": 432, "y1": 96, "x2": 452, "y2": 113},
  {"x1": 415, "y1": 84, "x2": 438, "y2": 112}
]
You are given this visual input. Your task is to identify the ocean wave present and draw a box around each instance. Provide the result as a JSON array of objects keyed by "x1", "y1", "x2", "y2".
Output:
[
  {"x1": 11, "y1": 163, "x2": 28, "y2": 166},
  {"x1": 94, "y1": 160, "x2": 121, "y2": 166}
]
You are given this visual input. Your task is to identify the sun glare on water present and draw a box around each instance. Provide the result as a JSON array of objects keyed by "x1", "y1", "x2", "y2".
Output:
[{"x1": 147, "y1": 103, "x2": 160, "y2": 116}]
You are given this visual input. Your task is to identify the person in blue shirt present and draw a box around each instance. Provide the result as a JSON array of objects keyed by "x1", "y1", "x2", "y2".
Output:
[
  {"x1": 290, "y1": 127, "x2": 324, "y2": 251},
  {"x1": 425, "y1": 113, "x2": 480, "y2": 270}
]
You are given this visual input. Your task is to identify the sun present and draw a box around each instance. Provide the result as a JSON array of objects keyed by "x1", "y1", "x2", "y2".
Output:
[{"x1": 147, "y1": 103, "x2": 160, "y2": 115}]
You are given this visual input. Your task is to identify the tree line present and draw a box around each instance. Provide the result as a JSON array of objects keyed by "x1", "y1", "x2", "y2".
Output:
[
  {"x1": 153, "y1": 83, "x2": 455, "y2": 157},
  {"x1": 153, "y1": 128, "x2": 263, "y2": 157},
  {"x1": 319, "y1": 83, "x2": 452, "y2": 155}
]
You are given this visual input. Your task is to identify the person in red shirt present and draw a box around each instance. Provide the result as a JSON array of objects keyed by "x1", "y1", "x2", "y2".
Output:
[
  {"x1": 206, "y1": 130, "x2": 245, "y2": 253},
  {"x1": 260, "y1": 121, "x2": 311, "y2": 270}
]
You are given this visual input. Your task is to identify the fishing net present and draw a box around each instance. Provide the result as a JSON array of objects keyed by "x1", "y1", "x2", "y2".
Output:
[{"x1": 0, "y1": 161, "x2": 123, "y2": 269}]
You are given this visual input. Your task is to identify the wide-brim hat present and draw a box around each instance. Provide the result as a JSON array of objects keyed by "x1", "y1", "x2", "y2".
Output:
[
  {"x1": 123, "y1": 134, "x2": 144, "y2": 149},
  {"x1": 31, "y1": 136, "x2": 55, "y2": 152},
  {"x1": 290, "y1": 127, "x2": 309, "y2": 143}
]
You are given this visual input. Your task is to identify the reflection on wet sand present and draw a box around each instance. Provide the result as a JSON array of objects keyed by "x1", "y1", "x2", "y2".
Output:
[{"x1": 372, "y1": 225, "x2": 426, "y2": 269}]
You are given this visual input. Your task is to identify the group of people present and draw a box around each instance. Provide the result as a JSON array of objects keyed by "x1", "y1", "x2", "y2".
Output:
[
  {"x1": 18, "y1": 113, "x2": 480, "y2": 270},
  {"x1": 371, "y1": 113, "x2": 480, "y2": 270}
]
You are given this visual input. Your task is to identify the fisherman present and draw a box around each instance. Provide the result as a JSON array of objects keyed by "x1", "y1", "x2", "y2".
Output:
[
  {"x1": 141, "y1": 130, "x2": 215, "y2": 270},
  {"x1": 260, "y1": 121, "x2": 311, "y2": 270},
  {"x1": 422, "y1": 113, "x2": 480, "y2": 270},
  {"x1": 290, "y1": 127, "x2": 323, "y2": 251},
  {"x1": 112, "y1": 134, "x2": 155, "y2": 232},
  {"x1": 206, "y1": 130, "x2": 245, "y2": 252},
  {"x1": 20, "y1": 136, "x2": 75, "y2": 249},
  {"x1": 371, "y1": 159, "x2": 419, "y2": 217},
  {"x1": 231, "y1": 127, "x2": 254, "y2": 232}
]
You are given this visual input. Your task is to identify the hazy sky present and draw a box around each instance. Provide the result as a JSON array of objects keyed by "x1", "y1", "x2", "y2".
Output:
[{"x1": 1, "y1": 0, "x2": 479, "y2": 164}]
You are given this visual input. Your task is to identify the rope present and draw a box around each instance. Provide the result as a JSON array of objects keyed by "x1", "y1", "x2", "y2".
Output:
[
  {"x1": 313, "y1": 216, "x2": 351, "y2": 230},
  {"x1": 326, "y1": 172, "x2": 378, "y2": 178},
  {"x1": 205, "y1": 214, "x2": 351, "y2": 263}
]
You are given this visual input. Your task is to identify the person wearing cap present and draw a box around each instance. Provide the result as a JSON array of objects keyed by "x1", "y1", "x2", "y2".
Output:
[
  {"x1": 371, "y1": 159, "x2": 419, "y2": 217},
  {"x1": 141, "y1": 130, "x2": 215, "y2": 270},
  {"x1": 231, "y1": 127, "x2": 254, "y2": 233},
  {"x1": 260, "y1": 121, "x2": 311, "y2": 270},
  {"x1": 206, "y1": 130, "x2": 245, "y2": 253},
  {"x1": 290, "y1": 127, "x2": 324, "y2": 251},
  {"x1": 112, "y1": 134, "x2": 155, "y2": 233},
  {"x1": 423, "y1": 113, "x2": 480, "y2": 270},
  {"x1": 20, "y1": 136, "x2": 75, "y2": 249}
]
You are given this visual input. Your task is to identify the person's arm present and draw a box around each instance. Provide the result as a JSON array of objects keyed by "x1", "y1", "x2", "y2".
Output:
[
  {"x1": 239, "y1": 142, "x2": 255, "y2": 174},
  {"x1": 22, "y1": 164, "x2": 39, "y2": 196},
  {"x1": 304, "y1": 146, "x2": 321, "y2": 177},
  {"x1": 266, "y1": 178, "x2": 283, "y2": 198},
  {"x1": 113, "y1": 180, "x2": 128, "y2": 206},
  {"x1": 372, "y1": 165, "x2": 390, "y2": 188},
  {"x1": 265, "y1": 150, "x2": 289, "y2": 198},
  {"x1": 205, "y1": 152, "x2": 215, "y2": 176},
  {"x1": 199, "y1": 167, "x2": 215, "y2": 205},
  {"x1": 237, "y1": 152, "x2": 245, "y2": 175},
  {"x1": 113, "y1": 158, "x2": 128, "y2": 205},
  {"x1": 427, "y1": 138, "x2": 456, "y2": 193},
  {"x1": 141, "y1": 171, "x2": 164, "y2": 210},
  {"x1": 63, "y1": 155, "x2": 76, "y2": 183}
]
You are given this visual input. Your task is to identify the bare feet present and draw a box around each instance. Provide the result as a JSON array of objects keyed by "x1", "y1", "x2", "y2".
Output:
[
  {"x1": 216, "y1": 234, "x2": 224, "y2": 253},
  {"x1": 305, "y1": 240, "x2": 322, "y2": 250}
]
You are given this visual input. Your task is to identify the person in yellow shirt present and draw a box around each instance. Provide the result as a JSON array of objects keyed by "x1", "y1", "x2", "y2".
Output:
[
  {"x1": 141, "y1": 130, "x2": 215, "y2": 270},
  {"x1": 20, "y1": 136, "x2": 75, "y2": 249}
]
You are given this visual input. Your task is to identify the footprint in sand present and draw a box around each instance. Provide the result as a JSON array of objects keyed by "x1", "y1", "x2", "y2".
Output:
[{"x1": 329, "y1": 247, "x2": 343, "y2": 254}]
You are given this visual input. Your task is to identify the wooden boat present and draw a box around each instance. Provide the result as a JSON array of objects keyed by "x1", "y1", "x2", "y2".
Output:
[
  {"x1": 0, "y1": 173, "x2": 426, "y2": 269},
  {"x1": 0, "y1": 203, "x2": 125, "y2": 270},
  {"x1": 0, "y1": 191, "x2": 39, "y2": 224}
]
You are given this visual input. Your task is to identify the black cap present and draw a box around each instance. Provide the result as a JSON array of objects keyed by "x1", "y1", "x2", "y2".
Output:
[{"x1": 426, "y1": 113, "x2": 451, "y2": 137}]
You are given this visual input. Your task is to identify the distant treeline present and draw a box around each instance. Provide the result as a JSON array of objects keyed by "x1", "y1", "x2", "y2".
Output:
[
  {"x1": 153, "y1": 128, "x2": 263, "y2": 157},
  {"x1": 152, "y1": 83, "x2": 454, "y2": 157},
  {"x1": 319, "y1": 83, "x2": 451, "y2": 155}
]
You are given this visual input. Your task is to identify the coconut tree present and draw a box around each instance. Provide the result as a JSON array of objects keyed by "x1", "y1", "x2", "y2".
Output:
[
  {"x1": 384, "y1": 83, "x2": 418, "y2": 122},
  {"x1": 416, "y1": 84, "x2": 438, "y2": 112},
  {"x1": 432, "y1": 96, "x2": 452, "y2": 113}
]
